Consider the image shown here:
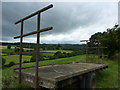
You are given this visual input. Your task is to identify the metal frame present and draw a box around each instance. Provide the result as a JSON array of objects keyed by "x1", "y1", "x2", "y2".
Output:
[
  {"x1": 13, "y1": 62, "x2": 108, "y2": 89},
  {"x1": 14, "y1": 4, "x2": 53, "y2": 89},
  {"x1": 80, "y1": 39, "x2": 108, "y2": 63}
]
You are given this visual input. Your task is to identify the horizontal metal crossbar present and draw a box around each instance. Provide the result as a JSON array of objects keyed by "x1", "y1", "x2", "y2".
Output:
[
  {"x1": 15, "y1": 4, "x2": 53, "y2": 24},
  {"x1": 98, "y1": 55, "x2": 108, "y2": 56},
  {"x1": 80, "y1": 40, "x2": 89, "y2": 42},
  {"x1": 80, "y1": 39, "x2": 108, "y2": 42},
  {"x1": 87, "y1": 47, "x2": 108, "y2": 49},
  {"x1": 16, "y1": 52, "x2": 33, "y2": 54},
  {"x1": 85, "y1": 54, "x2": 108, "y2": 56},
  {"x1": 14, "y1": 27, "x2": 53, "y2": 39}
]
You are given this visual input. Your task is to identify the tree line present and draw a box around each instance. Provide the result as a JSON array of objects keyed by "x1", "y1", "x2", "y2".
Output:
[{"x1": 88, "y1": 24, "x2": 120, "y2": 59}]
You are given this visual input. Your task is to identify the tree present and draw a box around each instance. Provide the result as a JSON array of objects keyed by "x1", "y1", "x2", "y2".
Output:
[
  {"x1": 54, "y1": 51, "x2": 64, "y2": 58},
  {"x1": 30, "y1": 51, "x2": 44, "y2": 62},
  {"x1": 89, "y1": 24, "x2": 120, "y2": 58},
  {"x1": 7, "y1": 62, "x2": 15, "y2": 67},
  {"x1": 14, "y1": 48, "x2": 24, "y2": 53},
  {"x1": 7, "y1": 45, "x2": 11, "y2": 49}
]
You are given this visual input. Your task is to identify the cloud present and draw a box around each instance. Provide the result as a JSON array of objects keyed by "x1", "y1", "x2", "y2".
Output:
[{"x1": 2, "y1": 2, "x2": 117, "y2": 44}]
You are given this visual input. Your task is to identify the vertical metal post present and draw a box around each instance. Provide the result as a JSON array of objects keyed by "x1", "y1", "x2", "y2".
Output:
[
  {"x1": 86, "y1": 41, "x2": 88, "y2": 63},
  {"x1": 98, "y1": 40, "x2": 100, "y2": 63},
  {"x1": 35, "y1": 12, "x2": 40, "y2": 89},
  {"x1": 19, "y1": 21, "x2": 24, "y2": 84}
]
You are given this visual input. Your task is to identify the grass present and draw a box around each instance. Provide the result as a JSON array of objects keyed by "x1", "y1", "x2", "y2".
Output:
[
  {"x1": 96, "y1": 60, "x2": 118, "y2": 88},
  {"x1": 2, "y1": 49, "x2": 14, "y2": 53},
  {"x1": 42, "y1": 52, "x2": 54, "y2": 56},
  {"x1": 2, "y1": 49, "x2": 72, "y2": 65},
  {"x1": 0, "y1": 53, "x2": 7, "y2": 56},
  {"x1": 0, "y1": 69, "x2": 2, "y2": 90},
  {"x1": 2, "y1": 55, "x2": 119, "y2": 89},
  {"x1": 42, "y1": 50, "x2": 73, "y2": 57},
  {"x1": 3, "y1": 55, "x2": 31, "y2": 65},
  {"x1": 41, "y1": 50, "x2": 73, "y2": 53},
  {"x1": 2, "y1": 55, "x2": 86, "y2": 78}
]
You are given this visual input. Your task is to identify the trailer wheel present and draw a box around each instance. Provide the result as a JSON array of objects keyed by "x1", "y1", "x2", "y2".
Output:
[{"x1": 85, "y1": 73, "x2": 96, "y2": 89}]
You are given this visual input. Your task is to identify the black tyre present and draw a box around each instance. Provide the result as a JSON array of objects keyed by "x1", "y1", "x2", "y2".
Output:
[{"x1": 85, "y1": 73, "x2": 96, "y2": 89}]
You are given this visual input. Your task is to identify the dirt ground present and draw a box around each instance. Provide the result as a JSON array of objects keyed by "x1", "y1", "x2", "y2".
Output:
[
  {"x1": 0, "y1": 45, "x2": 7, "y2": 50},
  {"x1": 0, "y1": 45, "x2": 33, "y2": 50}
]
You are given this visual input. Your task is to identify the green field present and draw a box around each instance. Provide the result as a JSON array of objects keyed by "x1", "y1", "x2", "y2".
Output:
[
  {"x1": 0, "y1": 53, "x2": 7, "y2": 56},
  {"x1": 3, "y1": 55, "x2": 31, "y2": 65},
  {"x1": 2, "y1": 55, "x2": 86, "y2": 78},
  {"x1": 42, "y1": 50, "x2": 73, "y2": 57},
  {"x1": 2, "y1": 49, "x2": 73, "y2": 65},
  {"x1": 2, "y1": 54, "x2": 118, "y2": 88},
  {"x1": 42, "y1": 53, "x2": 54, "y2": 56},
  {"x1": 96, "y1": 60, "x2": 118, "y2": 88},
  {"x1": 2, "y1": 49, "x2": 14, "y2": 53},
  {"x1": 41, "y1": 50, "x2": 73, "y2": 53}
]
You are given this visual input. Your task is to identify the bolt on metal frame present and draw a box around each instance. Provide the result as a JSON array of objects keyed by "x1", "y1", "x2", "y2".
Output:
[
  {"x1": 80, "y1": 39, "x2": 108, "y2": 63},
  {"x1": 14, "y1": 4, "x2": 53, "y2": 89}
]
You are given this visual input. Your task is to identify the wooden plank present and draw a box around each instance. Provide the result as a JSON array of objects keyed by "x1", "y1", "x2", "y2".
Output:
[
  {"x1": 15, "y1": 4, "x2": 53, "y2": 24},
  {"x1": 14, "y1": 27, "x2": 53, "y2": 39}
]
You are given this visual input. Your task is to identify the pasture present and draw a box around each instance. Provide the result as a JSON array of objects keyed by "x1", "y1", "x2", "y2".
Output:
[
  {"x1": 2, "y1": 54, "x2": 118, "y2": 88},
  {"x1": 41, "y1": 50, "x2": 73, "y2": 53},
  {"x1": 1, "y1": 48, "x2": 118, "y2": 89},
  {"x1": 3, "y1": 55, "x2": 31, "y2": 65}
]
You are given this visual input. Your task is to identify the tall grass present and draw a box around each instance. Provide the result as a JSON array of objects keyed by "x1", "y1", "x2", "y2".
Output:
[{"x1": 96, "y1": 60, "x2": 118, "y2": 88}]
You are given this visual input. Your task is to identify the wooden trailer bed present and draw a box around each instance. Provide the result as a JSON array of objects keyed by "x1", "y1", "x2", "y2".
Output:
[{"x1": 13, "y1": 62, "x2": 108, "y2": 89}]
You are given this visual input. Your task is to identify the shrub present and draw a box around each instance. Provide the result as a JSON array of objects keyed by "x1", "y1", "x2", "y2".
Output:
[
  {"x1": 54, "y1": 51, "x2": 64, "y2": 58},
  {"x1": 30, "y1": 52, "x2": 44, "y2": 62},
  {"x1": 14, "y1": 48, "x2": 20, "y2": 52},
  {"x1": 23, "y1": 61, "x2": 29, "y2": 63},
  {"x1": 2, "y1": 77, "x2": 13, "y2": 88},
  {"x1": 49, "y1": 56, "x2": 57, "y2": 60},
  {"x1": 2, "y1": 76, "x2": 16, "y2": 88},
  {"x1": 14, "y1": 48, "x2": 24, "y2": 53},
  {"x1": 110, "y1": 53, "x2": 120, "y2": 61},
  {"x1": 7, "y1": 45, "x2": 11, "y2": 49},
  {"x1": 7, "y1": 62, "x2": 15, "y2": 67},
  {"x1": 48, "y1": 51, "x2": 75, "y2": 60}
]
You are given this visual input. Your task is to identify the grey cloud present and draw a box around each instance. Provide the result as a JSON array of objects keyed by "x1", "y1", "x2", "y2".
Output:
[{"x1": 2, "y1": 2, "x2": 117, "y2": 43}]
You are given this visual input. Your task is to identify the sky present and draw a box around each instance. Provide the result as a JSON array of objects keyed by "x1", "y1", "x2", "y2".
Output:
[{"x1": 1, "y1": 2, "x2": 118, "y2": 44}]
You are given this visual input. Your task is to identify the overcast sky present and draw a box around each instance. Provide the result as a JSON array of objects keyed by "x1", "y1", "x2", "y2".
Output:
[{"x1": 2, "y1": 2, "x2": 118, "y2": 44}]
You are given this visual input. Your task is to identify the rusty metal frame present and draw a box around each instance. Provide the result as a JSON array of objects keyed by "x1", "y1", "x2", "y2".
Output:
[
  {"x1": 14, "y1": 4, "x2": 53, "y2": 89},
  {"x1": 80, "y1": 39, "x2": 108, "y2": 63}
]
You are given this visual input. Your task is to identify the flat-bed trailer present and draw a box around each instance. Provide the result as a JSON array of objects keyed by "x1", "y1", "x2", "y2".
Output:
[{"x1": 14, "y1": 62, "x2": 108, "y2": 89}]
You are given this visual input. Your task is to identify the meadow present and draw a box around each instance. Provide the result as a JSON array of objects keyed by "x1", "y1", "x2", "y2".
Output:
[
  {"x1": 2, "y1": 49, "x2": 14, "y2": 53},
  {"x1": 3, "y1": 55, "x2": 31, "y2": 65},
  {"x1": 41, "y1": 50, "x2": 73, "y2": 53},
  {"x1": 2, "y1": 56, "x2": 118, "y2": 88},
  {"x1": 1, "y1": 49, "x2": 119, "y2": 89},
  {"x1": 2, "y1": 49, "x2": 73, "y2": 65}
]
